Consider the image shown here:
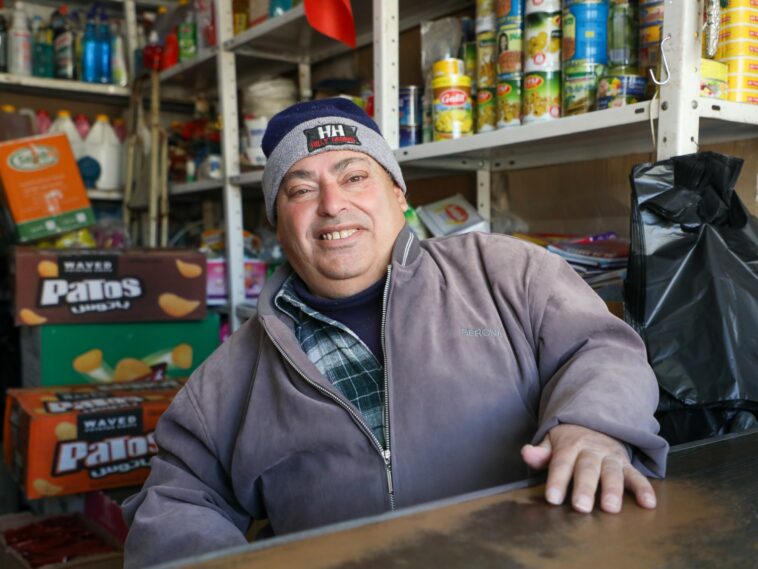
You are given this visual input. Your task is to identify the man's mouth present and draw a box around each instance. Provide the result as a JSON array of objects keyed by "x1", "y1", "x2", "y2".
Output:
[{"x1": 319, "y1": 228, "x2": 358, "y2": 241}]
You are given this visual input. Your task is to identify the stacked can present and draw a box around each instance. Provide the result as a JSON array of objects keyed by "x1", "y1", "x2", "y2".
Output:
[
  {"x1": 562, "y1": 0, "x2": 609, "y2": 116},
  {"x1": 639, "y1": 0, "x2": 664, "y2": 96},
  {"x1": 523, "y1": 0, "x2": 562, "y2": 123},
  {"x1": 432, "y1": 58, "x2": 474, "y2": 140},
  {"x1": 476, "y1": 0, "x2": 498, "y2": 132},
  {"x1": 598, "y1": 0, "x2": 646, "y2": 110},
  {"x1": 495, "y1": 0, "x2": 525, "y2": 127},
  {"x1": 717, "y1": 0, "x2": 758, "y2": 104},
  {"x1": 399, "y1": 86, "x2": 422, "y2": 147}
]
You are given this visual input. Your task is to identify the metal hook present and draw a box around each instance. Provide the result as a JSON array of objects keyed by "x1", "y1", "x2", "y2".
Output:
[{"x1": 649, "y1": 35, "x2": 672, "y2": 86}]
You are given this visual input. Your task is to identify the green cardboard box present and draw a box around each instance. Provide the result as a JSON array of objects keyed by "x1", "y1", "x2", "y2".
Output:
[{"x1": 21, "y1": 313, "x2": 220, "y2": 387}]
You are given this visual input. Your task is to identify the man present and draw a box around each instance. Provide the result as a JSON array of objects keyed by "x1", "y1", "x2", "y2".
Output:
[{"x1": 122, "y1": 98, "x2": 668, "y2": 568}]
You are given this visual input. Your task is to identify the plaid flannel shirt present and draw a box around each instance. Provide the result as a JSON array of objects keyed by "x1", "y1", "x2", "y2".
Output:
[{"x1": 274, "y1": 276, "x2": 386, "y2": 447}]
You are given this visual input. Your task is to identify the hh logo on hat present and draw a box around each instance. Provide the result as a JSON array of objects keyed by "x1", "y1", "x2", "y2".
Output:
[{"x1": 304, "y1": 124, "x2": 361, "y2": 152}]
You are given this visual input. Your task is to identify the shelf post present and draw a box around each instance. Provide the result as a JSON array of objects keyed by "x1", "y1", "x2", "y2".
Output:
[
  {"x1": 374, "y1": 0, "x2": 399, "y2": 148},
  {"x1": 216, "y1": 0, "x2": 245, "y2": 330},
  {"x1": 655, "y1": 0, "x2": 702, "y2": 159},
  {"x1": 477, "y1": 169, "x2": 491, "y2": 222}
]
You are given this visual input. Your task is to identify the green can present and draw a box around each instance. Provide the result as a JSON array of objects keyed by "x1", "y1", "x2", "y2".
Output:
[
  {"x1": 497, "y1": 76, "x2": 522, "y2": 127},
  {"x1": 477, "y1": 87, "x2": 498, "y2": 132},
  {"x1": 608, "y1": 0, "x2": 638, "y2": 69},
  {"x1": 523, "y1": 71, "x2": 561, "y2": 123},
  {"x1": 562, "y1": 62, "x2": 605, "y2": 116}
]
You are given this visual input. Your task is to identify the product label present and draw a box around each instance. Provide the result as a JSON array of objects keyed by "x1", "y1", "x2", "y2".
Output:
[
  {"x1": 525, "y1": 11, "x2": 562, "y2": 72},
  {"x1": 523, "y1": 71, "x2": 561, "y2": 123},
  {"x1": 497, "y1": 24, "x2": 523, "y2": 75},
  {"x1": 7, "y1": 145, "x2": 59, "y2": 172},
  {"x1": 497, "y1": 78, "x2": 522, "y2": 127},
  {"x1": 304, "y1": 124, "x2": 361, "y2": 152}
]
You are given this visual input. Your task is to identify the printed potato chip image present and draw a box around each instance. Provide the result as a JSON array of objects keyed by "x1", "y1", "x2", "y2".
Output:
[
  {"x1": 113, "y1": 358, "x2": 153, "y2": 382},
  {"x1": 73, "y1": 349, "x2": 103, "y2": 373},
  {"x1": 171, "y1": 344, "x2": 193, "y2": 369},
  {"x1": 158, "y1": 293, "x2": 200, "y2": 318},
  {"x1": 55, "y1": 421, "x2": 78, "y2": 441},
  {"x1": 20, "y1": 308, "x2": 47, "y2": 325},
  {"x1": 37, "y1": 260, "x2": 59, "y2": 278},
  {"x1": 176, "y1": 259, "x2": 203, "y2": 278},
  {"x1": 33, "y1": 478, "x2": 62, "y2": 496}
]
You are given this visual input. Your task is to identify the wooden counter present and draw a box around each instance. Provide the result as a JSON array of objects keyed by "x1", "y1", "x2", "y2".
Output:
[{"x1": 160, "y1": 430, "x2": 758, "y2": 569}]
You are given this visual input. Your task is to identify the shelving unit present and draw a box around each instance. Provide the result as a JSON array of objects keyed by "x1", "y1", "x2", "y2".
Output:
[
  {"x1": 170, "y1": 179, "x2": 225, "y2": 196},
  {"x1": 0, "y1": 73, "x2": 131, "y2": 99}
]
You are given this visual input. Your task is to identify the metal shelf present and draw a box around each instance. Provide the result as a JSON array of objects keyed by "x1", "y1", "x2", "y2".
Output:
[
  {"x1": 159, "y1": 47, "x2": 219, "y2": 92},
  {"x1": 88, "y1": 190, "x2": 124, "y2": 201},
  {"x1": 0, "y1": 73, "x2": 130, "y2": 100},
  {"x1": 170, "y1": 178, "x2": 224, "y2": 195},
  {"x1": 697, "y1": 99, "x2": 758, "y2": 145},
  {"x1": 229, "y1": 170, "x2": 264, "y2": 187}
]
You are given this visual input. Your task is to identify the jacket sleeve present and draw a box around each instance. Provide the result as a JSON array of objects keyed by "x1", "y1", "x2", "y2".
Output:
[
  {"x1": 121, "y1": 343, "x2": 254, "y2": 568},
  {"x1": 529, "y1": 251, "x2": 669, "y2": 478}
]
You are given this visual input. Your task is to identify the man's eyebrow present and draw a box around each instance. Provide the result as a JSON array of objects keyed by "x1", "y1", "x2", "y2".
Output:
[
  {"x1": 331, "y1": 157, "x2": 371, "y2": 173},
  {"x1": 280, "y1": 169, "x2": 317, "y2": 187}
]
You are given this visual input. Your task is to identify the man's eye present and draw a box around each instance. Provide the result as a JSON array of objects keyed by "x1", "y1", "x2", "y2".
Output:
[
  {"x1": 289, "y1": 187, "x2": 311, "y2": 197},
  {"x1": 347, "y1": 174, "x2": 366, "y2": 183}
]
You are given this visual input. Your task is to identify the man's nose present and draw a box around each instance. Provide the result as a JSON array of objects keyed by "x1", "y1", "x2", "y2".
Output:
[{"x1": 317, "y1": 179, "x2": 349, "y2": 217}]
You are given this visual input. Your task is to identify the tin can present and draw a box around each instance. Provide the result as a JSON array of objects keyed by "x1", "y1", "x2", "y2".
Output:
[
  {"x1": 639, "y1": 1, "x2": 664, "y2": 26},
  {"x1": 526, "y1": 0, "x2": 561, "y2": 12},
  {"x1": 433, "y1": 74, "x2": 474, "y2": 140},
  {"x1": 477, "y1": 0, "x2": 497, "y2": 33},
  {"x1": 477, "y1": 31, "x2": 498, "y2": 88},
  {"x1": 525, "y1": 11, "x2": 562, "y2": 72},
  {"x1": 719, "y1": 24, "x2": 758, "y2": 42},
  {"x1": 523, "y1": 71, "x2": 561, "y2": 123},
  {"x1": 596, "y1": 73, "x2": 647, "y2": 108},
  {"x1": 433, "y1": 58, "x2": 466, "y2": 78},
  {"x1": 639, "y1": 22, "x2": 662, "y2": 48},
  {"x1": 727, "y1": 89, "x2": 758, "y2": 104},
  {"x1": 399, "y1": 126, "x2": 422, "y2": 147},
  {"x1": 562, "y1": 0, "x2": 609, "y2": 66},
  {"x1": 497, "y1": 21, "x2": 523, "y2": 75},
  {"x1": 399, "y1": 86, "x2": 422, "y2": 126},
  {"x1": 562, "y1": 63, "x2": 605, "y2": 115},
  {"x1": 462, "y1": 42, "x2": 478, "y2": 88},
  {"x1": 721, "y1": 56, "x2": 758, "y2": 75},
  {"x1": 497, "y1": 0, "x2": 524, "y2": 24},
  {"x1": 721, "y1": 9, "x2": 758, "y2": 27},
  {"x1": 722, "y1": 0, "x2": 758, "y2": 8},
  {"x1": 608, "y1": 0, "x2": 638, "y2": 69},
  {"x1": 497, "y1": 76, "x2": 522, "y2": 127},
  {"x1": 717, "y1": 39, "x2": 758, "y2": 59},
  {"x1": 477, "y1": 87, "x2": 498, "y2": 132}
]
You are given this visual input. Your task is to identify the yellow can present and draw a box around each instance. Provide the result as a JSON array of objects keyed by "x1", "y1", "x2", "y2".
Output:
[
  {"x1": 723, "y1": 0, "x2": 758, "y2": 8},
  {"x1": 718, "y1": 24, "x2": 758, "y2": 42},
  {"x1": 727, "y1": 88, "x2": 758, "y2": 103},
  {"x1": 700, "y1": 59, "x2": 728, "y2": 99},
  {"x1": 728, "y1": 73, "x2": 758, "y2": 91},
  {"x1": 720, "y1": 9, "x2": 758, "y2": 27},
  {"x1": 433, "y1": 58, "x2": 466, "y2": 78},
  {"x1": 432, "y1": 74, "x2": 474, "y2": 140},
  {"x1": 717, "y1": 39, "x2": 758, "y2": 58},
  {"x1": 721, "y1": 56, "x2": 758, "y2": 75}
]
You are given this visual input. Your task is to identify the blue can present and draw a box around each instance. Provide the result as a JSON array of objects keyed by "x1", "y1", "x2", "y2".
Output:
[
  {"x1": 399, "y1": 125, "x2": 421, "y2": 147},
  {"x1": 399, "y1": 86, "x2": 422, "y2": 127},
  {"x1": 562, "y1": 0, "x2": 609, "y2": 67},
  {"x1": 497, "y1": 0, "x2": 524, "y2": 25}
]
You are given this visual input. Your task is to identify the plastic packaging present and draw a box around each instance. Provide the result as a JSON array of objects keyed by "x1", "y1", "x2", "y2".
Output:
[
  {"x1": 51, "y1": 4, "x2": 75, "y2": 79},
  {"x1": 178, "y1": 0, "x2": 197, "y2": 61},
  {"x1": 74, "y1": 113, "x2": 90, "y2": 140},
  {"x1": 242, "y1": 77, "x2": 298, "y2": 118},
  {"x1": 82, "y1": 10, "x2": 98, "y2": 82},
  {"x1": 36, "y1": 109, "x2": 52, "y2": 134},
  {"x1": 162, "y1": 27, "x2": 179, "y2": 70},
  {"x1": 143, "y1": 30, "x2": 163, "y2": 71},
  {"x1": 49, "y1": 110, "x2": 84, "y2": 160},
  {"x1": 97, "y1": 10, "x2": 112, "y2": 84},
  {"x1": 243, "y1": 115, "x2": 267, "y2": 166},
  {"x1": 32, "y1": 26, "x2": 54, "y2": 78},
  {"x1": 110, "y1": 21, "x2": 128, "y2": 86},
  {"x1": 84, "y1": 114, "x2": 122, "y2": 190},
  {"x1": 9, "y1": 1, "x2": 32, "y2": 76},
  {"x1": 195, "y1": 0, "x2": 216, "y2": 49}
]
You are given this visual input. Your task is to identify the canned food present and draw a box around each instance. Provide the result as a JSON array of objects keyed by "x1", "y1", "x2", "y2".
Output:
[
  {"x1": 724, "y1": 0, "x2": 758, "y2": 8},
  {"x1": 477, "y1": 31, "x2": 498, "y2": 88},
  {"x1": 497, "y1": 0, "x2": 524, "y2": 24},
  {"x1": 432, "y1": 74, "x2": 474, "y2": 140},
  {"x1": 399, "y1": 86, "x2": 422, "y2": 126},
  {"x1": 399, "y1": 125, "x2": 422, "y2": 147},
  {"x1": 462, "y1": 42, "x2": 478, "y2": 87},
  {"x1": 497, "y1": 22, "x2": 523, "y2": 75},
  {"x1": 497, "y1": 77, "x2": 522, "y2": 127},
  {"x1": 639, "y1": 45, "x2": 661, "y2": 69},
  {"x1": 728, "y1": 73, "x2": 758, "y2": 91},
  {"x1": 719, "y1": 24, "x2": 758, "y2": 42},
  {"x1": 639, "y1": 2, "x2": 664, "y2": 26},
  {"x1": 717, "y1": 39, "x2": 758, "y2": 58},
  {"x1": 608, "y1": 0, "x2": 638, "y2": 69},
  {"x1": 596, "y1": 73, "x2": 647, "y2": 109},
  {"x1": 526, "y1": 0, "x2": 561, "y2": 13},
  {"x1": 477, "y1": 87, "x2": 498, "y2": 132},
  {"x1": 562, "y1": 63, "x2": 605, "y2": 115},
  {"x1": 477, "y1": 0, "x2": 497, "y2": 33},
  {"x1": 525, "y1": 11, "x2": 562, "y2": 72},
  {"x1": 433, "y1": 58, "x2": 466, "y2": 78},
  {"x1": 523, "y1": 71, "x2": 561, "y2": 123},
  {"x1": 563, "y1": 0, "x2": 609, "y2": 66},
  {"x1": 727, "y1": 88, "x2": 758, "y2": 103},
  {"x1": 721, "y1": 56, "x2": 758, "y2": 75},
  {"x1": 639, "y1": 22, "x2": 663, "y2": 48},
  {"x1": 721, "y1": 9, "x2": 758, "y2": 27}
]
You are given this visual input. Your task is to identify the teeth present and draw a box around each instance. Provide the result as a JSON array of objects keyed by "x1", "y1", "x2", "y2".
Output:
[{"x1": 321, "y1": 229, "x2": 357, "y2": 241}]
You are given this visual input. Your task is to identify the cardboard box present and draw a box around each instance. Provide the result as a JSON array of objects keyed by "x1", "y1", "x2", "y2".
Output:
[
  {"x1": 206, "y1": 257, "x2": 266, "y2": 305},
  {"x1": 416, "y1": 194, "x2": 491, "y2": 237},
  {"x1": 21, "y1": 313, "x2": 220, "y2": 387},
  {"x1": 0, "y1": 513, "x2": 123, "y2": 569},
  {"x1": 3, "y1": 380, "x2": 183, "y2": 500},
  {"x1": 13, "y1": 247, "x2": 207, "y2": 326},
  {"x1": 0, "y1": 133, "x2": 95, "y2": 243}
]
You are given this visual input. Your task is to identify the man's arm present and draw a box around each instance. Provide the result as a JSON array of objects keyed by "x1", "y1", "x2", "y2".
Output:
[{"x1": 525, "y1": 251, "x2": 669, "y2": 513}]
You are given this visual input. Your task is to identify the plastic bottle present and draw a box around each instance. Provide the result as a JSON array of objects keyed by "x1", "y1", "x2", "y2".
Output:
[
  {"x1": 36, "y1": 109, "x2": 52, "y2": 134},
  {"x1": 195, "y1": 0, "x2": 215, "y2": 50},
  {"x1": 142, "y1": 29, "x2": 162, "y2": 71},
  {"x1": 49, "y1": 110, "x2": 84, "y2": 159},
  {"x1": 162, "y1": 26, "x2": 179, "y2": 70},
  {"x1": 51, "y1": 4, "x2": 75, "y2": 80},
  {"x1": 69, "y1": 9, "x2": 84, "y2": 79},
  {"x1": 82, "y1": 9, "x2": 98, "y2": 82},
  {"x1": 9, "y1": 2, "x2": 32, "y2": 76},
  {"x1": 0, "y1": 15, "x2": 9, "y2": 73},
  {"x1": 97, "y1": 10, "x2": 111, "y2": 84},
  {"x1": 110, "y1": 20, "x2": 128, "y2": 86},
  {"x1": 84, "y1": 114, "x2": 122, "y2": 190},
  {"x1": 112, "y1": 117, "x2": 127, "y2": 142},
  {"x1": 178, "y1": 0, "x2": 197, "y2": 62},
  {"x1": 74, "y1": 113, "x2": 90, "y2": 140},
  {"x1": 232, "y1": 0, "x2": 248, "y2": 35},
  {"x1": 33, "y1": 26, "x2": 55, "y2": 78}
]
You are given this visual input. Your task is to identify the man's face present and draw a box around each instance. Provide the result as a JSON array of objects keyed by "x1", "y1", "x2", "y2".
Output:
[{"x1": 276, "y1": 150, "x2": 408, "y2": 298}]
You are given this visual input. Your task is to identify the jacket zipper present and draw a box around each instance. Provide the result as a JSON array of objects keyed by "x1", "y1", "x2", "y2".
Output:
[{"x1": 263, "y1": 266, "x2": 396, "y2": 510}]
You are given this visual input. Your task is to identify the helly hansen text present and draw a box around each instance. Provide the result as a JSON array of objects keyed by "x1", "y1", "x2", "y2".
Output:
[
  {"x1": 461, "y1": 328, "x2": 502, "y2": 337},
  {"x1": 304, "y1": 124, "x2": 361, "y2": 152}
]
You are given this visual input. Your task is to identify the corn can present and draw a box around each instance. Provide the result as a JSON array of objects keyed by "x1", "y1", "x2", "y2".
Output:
[
  {"x1": 526, "y1": 0, "x2": 561, "y2": 12},
  {"x1": 477, "y1": 31, "x2": 498, "y2": 88},
  {"x1": 523, "y1": 71, "x2": 561, "y2": 123},
  {"x1": 497, "y1": 21, "x2": 523, "y2": 75},
  {"x1": 477, "y1": 87, "x2": 498, "y2": 132},
  {"x1": 525, "y1": 11, "x2": 562, "y2": 72},
  {"x1": 562, "y1": 62, "x2": 605, "y2": 115},
  {"x1": 497, "y1": 76, "x2": 522, "y2": 127},
  {"x1": 433, "y1": 74, "x2": 474, "y2": 140}
]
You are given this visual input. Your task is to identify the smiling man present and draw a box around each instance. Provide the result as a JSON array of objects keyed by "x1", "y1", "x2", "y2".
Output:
[{"x1": 122, "y1": 98, "x2": 668, "y2": 568}]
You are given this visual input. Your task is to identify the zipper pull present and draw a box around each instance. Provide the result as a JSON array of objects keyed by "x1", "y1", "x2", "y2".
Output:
[{"x1": 382, "y1": 449, "x2": 394, "y2": 495}]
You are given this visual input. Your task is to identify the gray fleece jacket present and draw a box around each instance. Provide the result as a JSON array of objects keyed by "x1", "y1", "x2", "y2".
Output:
[{"x1": 122, "y1": 226, "x2": 668, "y2": 568}]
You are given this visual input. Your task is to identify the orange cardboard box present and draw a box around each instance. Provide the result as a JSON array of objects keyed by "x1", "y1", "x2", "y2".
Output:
[
  {"x1": 3, "y1": 380, "x2": 184, "y2": 500},
  {"x1": 0, "y1": 133, "x2": 94, "y2": 242}
]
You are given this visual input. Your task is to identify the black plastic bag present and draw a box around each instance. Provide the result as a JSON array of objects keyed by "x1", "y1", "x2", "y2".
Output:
[{"x1": 625, "y1": 151, "x2": 758, "y2": 445}]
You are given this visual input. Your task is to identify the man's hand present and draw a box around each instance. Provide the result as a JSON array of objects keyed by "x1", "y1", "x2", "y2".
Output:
[{"x1": 521, "y1": 424, "x2": 657, "y2": 514}]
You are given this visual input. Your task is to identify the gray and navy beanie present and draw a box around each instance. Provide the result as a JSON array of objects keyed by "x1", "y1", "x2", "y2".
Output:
[{"x1": 261, "y1": 97, "x2": 407, "y2": 225}]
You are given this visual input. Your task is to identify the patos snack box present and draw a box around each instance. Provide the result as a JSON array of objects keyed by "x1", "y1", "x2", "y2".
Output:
[
  {"x1": 0, "y1": 133, "x2": 95, "y2": 243},
  {"x1": 13, "y1": 247, "x2": 207, "y2": 326},
  {"x1": 3, "y1": 380, "x2": 184, "y2": 500}
]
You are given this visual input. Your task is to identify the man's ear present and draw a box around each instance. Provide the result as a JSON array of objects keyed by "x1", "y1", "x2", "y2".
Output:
[{"x1": 393, "y1": 185, "x2": 409, "y2": 213}]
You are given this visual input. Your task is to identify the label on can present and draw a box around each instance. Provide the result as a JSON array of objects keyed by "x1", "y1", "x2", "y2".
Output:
[
  {"x1": 526, "y1": 0, "x2": 561, "y2": 12},
  {"x1": 477, "y1": 88, "x2": 498, "y2": 132},
  {"x1": 463, "y1": 42, "x2": 478, "y2": 87},
  {"x1": 639, "y1": 22, "x2": 662, "y2": 48},
  {"x1": 399, "y1": 125, "x2": 422, "y2": 147},
  {"x1": 523, "y1": 71, "x2": 561, "y2": 122},
  {"x1": 562, "y1": 1, "x2": 609, "y2": 66},
  {"x1": 608, "y1": 1, "x2": 638, "y2": 69},
  {"x1": 596, "y1": 74, "x2": 647, "y2": 108},
  {"x1": 497, "y1": 23, "x2": 523, "y2": 75},
  {"x1": 477, "y1": 31, "x2": 498, "y2": 88},
  {"x1": 639, "y1": 3, "x2": 664, "y2": 26},
  {"x1": 433, "y1": 76, "x2": 474, "y2": 140},
  {"x1": 497, "y1": 0, "x2": 524, "y2": 24},
  {"x1": 497, "y1": 77, "x2": 522, "y2": 127},
  {"x1": 399, "y1": 86, "x2": 422, "y2": 126},
  {"x1": 477, "y1": 0, "x2": 497, "y2": 32},
  {"x1": 562, "y1": 63, "x2": 605, "y2": 116},
  {"x1": 525, "y1": 11, "x2": 562, "y2": 72}
]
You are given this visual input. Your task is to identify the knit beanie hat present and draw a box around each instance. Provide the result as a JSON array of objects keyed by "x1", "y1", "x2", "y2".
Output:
[{"x1": 261, "y1": 97, "x2": 407, "y2": 225}]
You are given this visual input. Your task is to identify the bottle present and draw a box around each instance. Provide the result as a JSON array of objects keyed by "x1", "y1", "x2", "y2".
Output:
[
  {"x1": 110, "y1": 20, "x2": 128, "y2": 86},
  {"x1": 97, "y1": 9, "x2": 111, "y2": 84},
  {"x1": 51, "y1": 4, "x2": 75, "y2": 80},
  {"x1": 69, "y1": 9, "x2": 84, "y2": 79},
  {"x1": 33, "y1": 26, "x2": 55, "y2": 78},
  {"x1": 142, "y1": 30, "x2": 162, "y2": 71},
  {"x1": 36, "y1": 109, "x2": 52, "y2": 134},
  {"x1": 74, "y1": 113, "x2": 90, "y2": 140},
  {"x1": 49, "y1": 109, "x2": 84, "y2": 159},
  {"x1": 178, "y1": 0, "x2": 197, "y2": 62},
  {"x1": 112, "y1": 117, "x2": 127, "y2": 142},
  {"x1": 232, "y1": 0, "x2": 248, "y2": 36},
  {"x1": 162, "y1": 26, "x2": 179, "y2": 70},
  {"x1": 0, "y1": 15, "x2": 8, "y2": 73},
  {"x1": 9, "y1": 1, "x2": 32, "y2": 76},
  {"x1": 84, "y1": 114, "x2": 122, "y2": 190},
  {"x1": 195, "y1": 0, "x2": 215, "y2": 49},
  {"x1": 81, "y1": 9, "x2": 98, "y2": 82}
]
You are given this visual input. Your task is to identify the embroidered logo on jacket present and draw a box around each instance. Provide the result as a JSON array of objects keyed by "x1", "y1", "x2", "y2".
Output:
[
  {"x1": 304, "y1": 124, "x2": 361, "y2": 152},
  {"x1": 461, "y1": 328, "x2": 502, "y2": 337}
]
